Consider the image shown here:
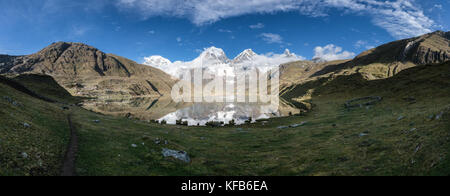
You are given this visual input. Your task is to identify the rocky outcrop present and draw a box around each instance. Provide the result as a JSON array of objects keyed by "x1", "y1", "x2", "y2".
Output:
[
  {"x1": 411, "y1": 45, "x2": 449, "y2": 65},
  {"x1": 405, "y1": 31, "x2": 449, "y2": 65}
]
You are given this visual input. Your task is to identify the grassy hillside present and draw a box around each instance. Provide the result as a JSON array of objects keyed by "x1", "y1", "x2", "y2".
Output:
[
  {"x1": 1, "y1": 61, "x2": 449, "y2": 175},
  {"x1": 68, "y1": 62, "x2": 449, "y2": 176},
  {"x1": 12, "y1": 74, "x2": 84, "y2": 104},
  {"x1": 0, "y1": 76, "x2": 71, "y2": 176}
]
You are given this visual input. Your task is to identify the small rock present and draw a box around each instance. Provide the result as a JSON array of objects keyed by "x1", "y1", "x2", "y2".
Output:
[
  {"x1": 277, "y1": 126, "x2": 289, "y2": 129},
  {"x1": 290, "y1": 121, "x2": 307, "y2": 128},
  {"x1": 162, "y1": 148, "x2": 191, "y2": 163},
  {"x1": 21, "y1": 152, "x2": 28, "y2": 159},
  {"x1": 93, "y1": 120, "x2": 100, "y2": 123},
  {"x1": 414, "y1": 144, "x2": 421, "y2": 153},
  {"x1": 23, "y1": 123, "x2": 31, "y2": 128},
  {"x1": 200, "y1": 137, "x2": 206, "y2": 140},
  {"x1": 154, "y1": 138, "x2": 161, "y2": 145},
  {"x1": 436, "y1": 112, "x2": 444, "y2": 120},
  {"x1": 359, "y1": 133, "x2": 369, "y2": 137},
  {"x1": 410, "y1": 128, "x2": 417, "y2": 132},
  {"x1": 164, "y1": 140, "x2": 168, "y2": 145},
  {"x1": 131, "y1": 144, "x2": 137, "y2": 148},
  {"x1": 3, "y1": 96, "x2": 21, "y2": 106},
  {"x1": 397, "y1": 116, "x2": 405, "y2": 121},
  {"x1": 37, "y1": 159, "x2": 43, "y2": 167},
  {"x1": 290, "y1": 124, "x2": 301, "y2": 128}
]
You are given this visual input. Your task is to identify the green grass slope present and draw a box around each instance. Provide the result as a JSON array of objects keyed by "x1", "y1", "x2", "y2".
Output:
[
  {"x1": 1, "y1": 61, "x2": 449, "y2": 176},
  {"x1": 72, "y1": 62, "x2": 450, "y2": 176},
  {"x1": 12, "y1": 74, "x2": 84, "y2": 104},
  {"x1": 0, "y1": 77, "x2": 71, "y2": 176}
]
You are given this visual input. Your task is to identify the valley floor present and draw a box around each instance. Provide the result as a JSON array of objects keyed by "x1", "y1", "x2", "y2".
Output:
[{"x1": 0, "y1": 63, "x2": 449, "y2": 176}]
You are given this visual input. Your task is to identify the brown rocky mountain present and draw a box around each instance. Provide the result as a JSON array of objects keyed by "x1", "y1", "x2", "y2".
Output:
[
  {"x1": 0, "y1": 42, "x2": 176, "y2": 98},
  {"x1": 279, "y1": 31, "x2": 449, "y2": 100},
  {"x1": 310, "y1": 30, "x2": 450, "y2": 79}
]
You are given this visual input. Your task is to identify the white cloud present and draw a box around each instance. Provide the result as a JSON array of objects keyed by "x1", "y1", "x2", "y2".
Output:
[
  {"x1": 115, "y1": 0, "x2": 436, "y2": 38},
  {"x1": 365, "y1": 45, "x2": 375, "y2": 50},
  {"x1": 176, "y1": 37, "x2": 182, "y2": 42},
  {"x1": 354, "y1": 40, "x2": 376, "y2": 50},
  {"x1": 148, "y1": 30, "x2": 155, "y2": 34},
  {"x1": 313, "y1": 44, "x2": 355, "y2": 61},
  {"x1": 261, "y1": 33, "x2": 283, "y2": 44},
  {"x1": 354, "y1": 40, "x2": 367, "y2": 48},
  {"x1": 250, "y1": 23, "x2": 265, "y2": 29},
  {"x1": 218, "y1": 29, "x2": 232, "y2": 33},
  {"x1": 73, "y1": 26, "x2": 89, "y2": 36}
]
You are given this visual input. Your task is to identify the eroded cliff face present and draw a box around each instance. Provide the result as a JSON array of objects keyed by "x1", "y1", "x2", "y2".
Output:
[{"x1": 403, "y1": 31, "x2": 449, "y2": 65}]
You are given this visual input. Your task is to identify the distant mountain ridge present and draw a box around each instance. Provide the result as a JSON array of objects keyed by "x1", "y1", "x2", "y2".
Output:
[{"x1": 0, "y1": 42, "x2": 176, "y2": 98}]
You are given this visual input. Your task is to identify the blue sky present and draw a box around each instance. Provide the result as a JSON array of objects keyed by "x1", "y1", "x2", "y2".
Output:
[{"x1": 0, "y1": 0, "x2": 448, "y2": 62}]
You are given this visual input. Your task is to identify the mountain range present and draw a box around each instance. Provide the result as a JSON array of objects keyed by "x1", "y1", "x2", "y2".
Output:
[
  {"x1": 0, "y1": 31, "x2": 448, "y2": 100},
  {"x1": 143, "y1": 47, "x2": 302, "y2": 78}
]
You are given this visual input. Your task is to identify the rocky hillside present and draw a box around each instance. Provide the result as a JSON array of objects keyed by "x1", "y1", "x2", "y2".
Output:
[
  {"x1": 279, "y1": 31, "x2": 449, "y2": 102},
  {"x1": 278, "y1": 59, "x2": 350, "y2": 87},
  {"x1": 312, "y1": 31, "x2": 450, "y2": 79},
  {"x1": 0, "y1": 42, "x2": 176, "y2": 98}
]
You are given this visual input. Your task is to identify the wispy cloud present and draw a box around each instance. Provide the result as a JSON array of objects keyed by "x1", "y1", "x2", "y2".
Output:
[
  {"x1": 73, "y1": 25, "x2": 89, "y2": 36},
  {"x1": 115, "y1": 0, "x2": 436, "y2": 38},
  {"x1": 314, "y1": 44, "x2": 355, "y2": 61},
  {"x1": 354, "y1": 40, "x2": 375, "y2": 50},
  {"x1": 260, "y1": 33, "x2": 283, "y2": 44},
  {"x1": 218, "y1": 29, "x2": 232, "y2": 33},
  {"x1": 250, "y1": 23, "x2": 265, "y2": 29}
]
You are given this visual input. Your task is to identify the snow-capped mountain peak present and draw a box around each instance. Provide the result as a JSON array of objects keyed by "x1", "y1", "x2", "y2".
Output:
[
  {"x1": 198, "y1": 47, "x2": 229, "y2": 64},
  {"x1": 283, "y1": 49, "x2": 293, "y2": 57},
  {"x1": 233, "y1": 49, "x2": 257, "y2": 63},
  {"x1": 143, "y1": 55, "x2": 172, "y2": 67},
  {"x1": 143, "y1": 46, "x2": 304, "y2": 79}
]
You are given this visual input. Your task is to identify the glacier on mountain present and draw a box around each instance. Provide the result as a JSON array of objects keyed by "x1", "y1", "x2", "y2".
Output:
[{"x1": 143, "y1": 47, "x2": 304, "y2": 78}]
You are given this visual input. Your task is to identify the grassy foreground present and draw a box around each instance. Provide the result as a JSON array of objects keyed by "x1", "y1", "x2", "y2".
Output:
[
  {"x1": 0, "y1": 77, "x2": 70, "y2": 176},
  {"x1": 0, "y1": 63, "x2": 449, "y2": 176}
]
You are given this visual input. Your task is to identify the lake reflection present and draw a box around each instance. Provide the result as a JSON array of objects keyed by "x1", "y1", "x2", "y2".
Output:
[{"x1": 82, "y1": 96, "x2": 302, "y2": 126}]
